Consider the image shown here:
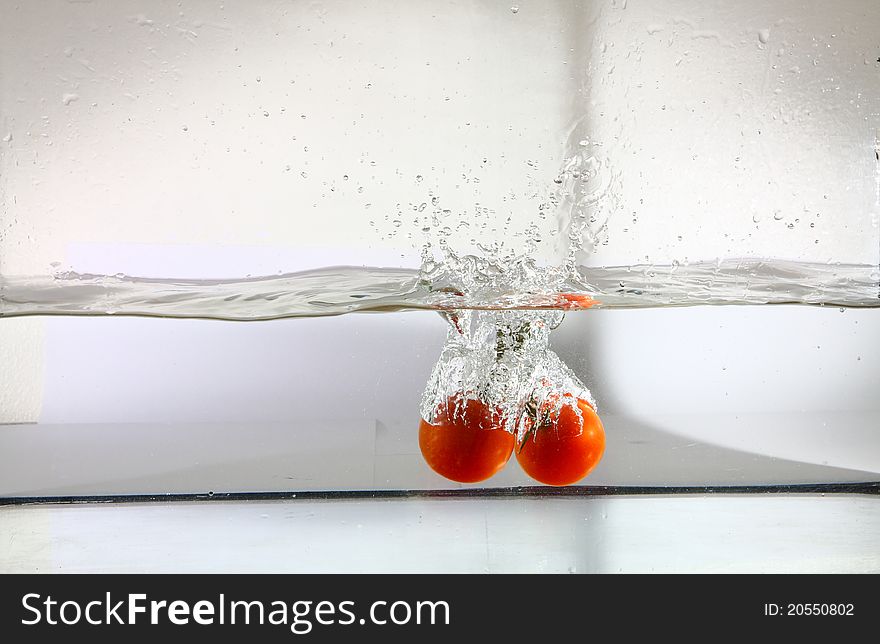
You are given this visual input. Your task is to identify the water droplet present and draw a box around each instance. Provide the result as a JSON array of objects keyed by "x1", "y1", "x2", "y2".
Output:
[
  {"x1": 61, "y1": 93, "x2": 79, "y2": 106},
  {"x1": 182, "y1": 125, "x2": 188, "y2": 132},
  {"x1": 263, "y1": 110, "x2": 269, "y2": 117},
  {"x1": 773, "y1": 210, "x2": 784, "y2": 221},
  {"x1": 510, "y1": 5, "x2": 519, "y2": 14},
  {"x1": 415, "y1": 174, "x2": 423, "y2": 183},
  {"x1": 757, "y1": 28, "x2": 770, "y2": 44},
  {"x1": 1, "y1": 133, "x2": 11, "y2": 143},
  {"x1": 300, "y1": 171, "x2": 307, "y2": 178},
  {"x1": 342, "y1": 174, "x2": 349, "y2": 181}
]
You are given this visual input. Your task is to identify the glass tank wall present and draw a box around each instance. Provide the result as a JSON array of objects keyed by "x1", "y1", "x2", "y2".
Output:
[{"x1": 0, "y1": 1, "x2": 878, "y2": 572}]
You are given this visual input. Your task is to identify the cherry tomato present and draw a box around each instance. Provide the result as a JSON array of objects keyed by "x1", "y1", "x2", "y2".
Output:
[
  {"x1": 419, "y1": 395, "x2": 515, "y2": 483},
  {"x1": 558, "y1": 293, "x2": 598, "y2": 309},
  {"x1": 516, "y1": 396, "x2": 605, "y2": 486}
]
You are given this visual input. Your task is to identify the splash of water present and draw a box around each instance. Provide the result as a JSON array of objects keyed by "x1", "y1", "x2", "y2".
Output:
[{"x1": 419, "y1": 309, "x2": 596, "y2": 438}]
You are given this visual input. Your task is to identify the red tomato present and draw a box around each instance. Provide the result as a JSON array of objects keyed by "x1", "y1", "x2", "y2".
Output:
[
  {"x1": 419, "y1": 395, "x2": 515, "y2": 483},
  {"x1": 516, "y1": 397, "x2": 605, "y2": 486},
  {"x1": 558, "y1": 293, "x2": 598, "y2": 309}
]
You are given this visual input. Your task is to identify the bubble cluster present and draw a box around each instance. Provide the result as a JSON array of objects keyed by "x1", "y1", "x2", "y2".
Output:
[{"x1": 420, "y1": 309, "x2": 596, "y2": 440}]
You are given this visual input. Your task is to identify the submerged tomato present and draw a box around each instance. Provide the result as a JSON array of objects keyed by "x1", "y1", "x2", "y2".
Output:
[
  {"x1": 516, "y1": 397, "x2": 605, "y2": 486},
  {"x1": 419, "y1": 396, "x2": 515, "y2": 483}
]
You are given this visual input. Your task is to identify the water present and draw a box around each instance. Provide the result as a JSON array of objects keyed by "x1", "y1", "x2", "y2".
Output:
[{"x1": 1, "y1": 258, "x2": 877, "y2": 320}]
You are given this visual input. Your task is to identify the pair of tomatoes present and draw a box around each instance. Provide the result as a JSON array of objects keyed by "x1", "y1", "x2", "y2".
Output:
[{"x1": 418, "y1": 394, "x2": 605, "y2": 486}]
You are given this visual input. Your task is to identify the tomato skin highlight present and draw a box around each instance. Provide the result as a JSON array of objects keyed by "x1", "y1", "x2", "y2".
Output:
[
  {"x1": 516, "y1": 398, "x2": 605, "y2": 486},
  {"x1": 419, "y1": 396, "x2": 515, "y2": 483}
]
